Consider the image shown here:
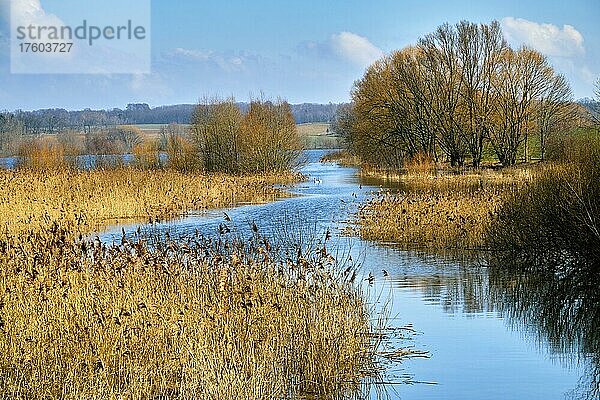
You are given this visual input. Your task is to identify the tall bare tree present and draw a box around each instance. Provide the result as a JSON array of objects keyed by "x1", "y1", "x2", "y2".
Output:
[
  {"x1": 345, "y1": 21, "x2": 574, "y2": 169},
  {"x1": 536, "y1": 74, "x2": 574, "y2": 160},
  {"x1": 419, "y1": 23, "x2": 466, "y2": 166},
  {"x1": 456, "y1": 21, "x2": 506, "y2": 167},
  {"x1": 489, "y1": 47, "x2": 550, "y2": 165}
]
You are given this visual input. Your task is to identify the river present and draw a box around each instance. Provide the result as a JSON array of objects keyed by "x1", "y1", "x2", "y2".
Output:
[{"x1": 99, "y1": 150, "x2": 598, "y2": 400}]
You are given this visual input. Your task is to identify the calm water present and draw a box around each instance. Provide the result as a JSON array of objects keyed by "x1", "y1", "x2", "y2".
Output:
[
  {"x1": 0, "y1": 154, "x2": 140, "y2": 170},
  {"x1": 100, "y1": 150, "x2": 599, "y2": 400}
]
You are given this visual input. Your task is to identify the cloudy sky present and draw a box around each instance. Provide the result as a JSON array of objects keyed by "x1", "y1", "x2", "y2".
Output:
[{"x1": 0, "y1": 0, "x2": 598, "y2": 110}]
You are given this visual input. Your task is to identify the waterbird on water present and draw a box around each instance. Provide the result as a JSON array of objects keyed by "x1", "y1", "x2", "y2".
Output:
[{"x1": 367, "y1": 272, "x2": 375, "y2": 285}]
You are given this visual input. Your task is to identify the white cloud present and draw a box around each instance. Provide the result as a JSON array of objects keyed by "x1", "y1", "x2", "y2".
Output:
[
  {"x1": 330, "y1": 32, "x2": 383, "y2": 67},
  {"x1": 169, "y1": 48, "x2": 245, "y2": 72},
  {"x1": 501, "y1": 17, "x2": 584, "y2": 57},
  {"x1": 6, "y1": 0, "x2": 65, "y2": 32}
]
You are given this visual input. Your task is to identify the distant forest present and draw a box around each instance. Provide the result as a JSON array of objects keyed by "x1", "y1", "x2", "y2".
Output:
[{"x1": 0, "y1": 103, "x2": 342, "y2": 136}]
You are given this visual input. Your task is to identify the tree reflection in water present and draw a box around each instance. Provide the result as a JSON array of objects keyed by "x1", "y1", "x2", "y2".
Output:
[
  {"x1": 384, "y1": 248, "x2": 599, "y2": 399},
  {"x1": 488, "y1": 267, "x2": 600, "y2": 400}
]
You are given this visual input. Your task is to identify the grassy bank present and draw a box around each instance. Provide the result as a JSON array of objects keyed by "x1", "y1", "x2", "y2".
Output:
[
  {"x1": 351, "y1": 129, "x2": 600, "y2": 265},
  {"x1": 354, "y1": 169, "x2": 528, "y2": 250},
  {"x1": 0, "y1": 163, "x2": 387, "y2": 398},
  {"x1": 0, "y1": 224, "x2": 378, "y2": 399},
  {"x1": 0, "y1": 168, "x2": 297, "y2": 234}
]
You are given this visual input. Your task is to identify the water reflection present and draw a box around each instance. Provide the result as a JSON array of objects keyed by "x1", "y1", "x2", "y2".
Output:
[
  {"x1": 488, "y1": 269, "x2": 600, "y2": 399},
  {"x1": 97, "y1": 150, "x2": 596, "y2": 399},
  {"x1": 378, "y1": 247, "x2": 600, "y2": 399}
]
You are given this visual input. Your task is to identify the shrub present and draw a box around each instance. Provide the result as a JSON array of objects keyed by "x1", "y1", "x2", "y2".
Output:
[
  {"x1": 239, "y1": 100, "x2": 301, "y2": 173},
  {"x1": 160, "y1": 124, "x2": 199, "y2": 172},
  {"x1": 487, "y1": 131, "x2": 600, "y2": 271},
  {"x1": 17, "y1": 136, "x2": 71, "y2": 170},
  {"x1": 133, "y1": 139, "x2": 162, "y2": 170},
  {"x1": 191, "y1": 98, "x2": 243, "y2": 173},
  {"x1": 191, "y1": 98, "x2": 301, "y2": 174}
]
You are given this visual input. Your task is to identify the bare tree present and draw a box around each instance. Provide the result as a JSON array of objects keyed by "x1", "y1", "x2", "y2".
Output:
[
  {"x1": 419, "y1": 23, "x2": 467, "y2": 166},
  {"x1": 239, "y1": 99, "x2": 301, "y2": 173},
  {"x1": 456, "y1": 21, "x2": 507, "y2": 167},
  {"x1": 191, "y1": 97, "x2": 243, "y2": 173},
  {"x1": 330, "y1": 103, "x2": 356, "y2": 146},
  {"x1": 536, "y1": 74, "x2": 574, "y2": 160},
  {"x1": 489, "y1": 47, "x2": 550, "y2": 166},
  {"x1": 345, "y1": 21, "x2": 574, "y2": 170}
]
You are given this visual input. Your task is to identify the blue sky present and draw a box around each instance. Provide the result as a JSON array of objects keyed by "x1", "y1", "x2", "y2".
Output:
[{"x1": 0, "y1": 0, "x2": 599, "y2": 110}]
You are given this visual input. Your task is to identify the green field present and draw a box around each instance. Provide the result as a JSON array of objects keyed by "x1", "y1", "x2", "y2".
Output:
[
  {"x1": 296, "y1": 123, "x2": 340, "y2": 149},
  {"x1": 127, "y1": 123, "x2": 341, "y2": 149}
]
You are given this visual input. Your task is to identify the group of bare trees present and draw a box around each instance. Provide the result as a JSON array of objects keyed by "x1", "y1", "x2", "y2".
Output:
[
  {"x1": 345, "y1": 20, "x2": 578, "y2": 168},
  {"x1": 190, "y1": 98, "x2": 301, "y2": 173}
]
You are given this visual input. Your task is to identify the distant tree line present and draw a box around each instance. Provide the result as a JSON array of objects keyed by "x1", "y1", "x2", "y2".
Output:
[
  {"x1": 0, "y1": 102, "x2": 342, "y2": 154},
  {"x1": 337, "y1": 20, "x2": 589, "y2": 168},
  {"x1": 13, "y1": 97, "x2": 302, "y2": 174}
]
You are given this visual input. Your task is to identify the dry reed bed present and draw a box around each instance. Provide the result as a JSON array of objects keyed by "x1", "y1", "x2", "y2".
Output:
[
  {"x1": 320, "y1": 151, "x2": 362, "y2": 167},
  {"x1": 0, "y1": 167, "x2": 381, "y2": 398},
  {"x1": 356, "y1": 170, "x2": 530, "y2": 250},
  {"x1": 360, "y1": 167, "x2": 534, "y2": 191},
  {"x1": 0, "y1": 168, "x2": 297, "y2": 234},
  {"x1": 0, "y1": 224, "x2": 377, "y2": 399}
]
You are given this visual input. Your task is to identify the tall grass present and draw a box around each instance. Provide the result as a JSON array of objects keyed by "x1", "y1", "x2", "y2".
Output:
[
  {"x1": 358, "y1": 189, "x2": 503, "y2": 250},
  {"x1": 355, "y1": 170, "x2": 525, "y2": 250},
  {"x1": 0, "y1": 224, "x2": 379, "y2": 399},
  {"x1": 0, "y1": 165, "x2": 380, "y2": 398},
  {"x1": 0, "y1": 168, "x2": 297, "y2": 234},
  {"x1": 132, "y1": 139, "x2": 163, "y2": 170}
]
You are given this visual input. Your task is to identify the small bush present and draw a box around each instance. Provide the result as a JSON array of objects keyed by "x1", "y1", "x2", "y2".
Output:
[
  {"x1": 17, "y1": 137, "x2": 71, "y2": 170},
  {"x1": 487, "y1": 132, "x2": 600, "y2": 271},
  {"x1": 133, "y1": 139, "x2": 162, "y2": 170}
]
